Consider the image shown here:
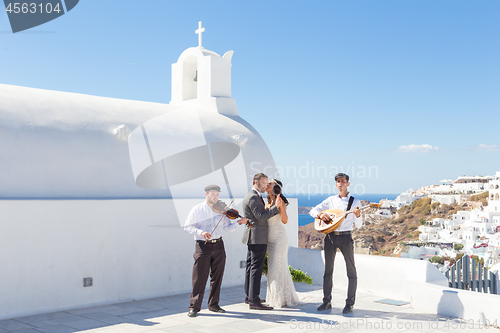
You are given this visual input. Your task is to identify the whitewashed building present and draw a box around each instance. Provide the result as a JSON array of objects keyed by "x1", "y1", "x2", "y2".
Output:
[
  {"x1": 404, "y1": 172, "x2": 500, "y2": 268},
  {"x1": 374, "y1": 208, "x2": 393, "y2": 218},
  {"x1": 431, "y1": 194, "x2": 459, "y2": 205},
  {"x1": 0, "y1": 24, "x2": 299, "y2": 320},
  {"x1": 429, "y1": 183, "x2": 486, "y2": 196},
  {"x1": 418, "y1": 222, "x2": 443, "y2": 241},
  {"x1": 487, "y1": 171, "x2": 500, "y2": 213},
  {"x1": 440, "y1": 218, "x2": 462, "y2": 241},
  {"x1": 381, "y1": 192, "x2": 422, "y2": 209}
]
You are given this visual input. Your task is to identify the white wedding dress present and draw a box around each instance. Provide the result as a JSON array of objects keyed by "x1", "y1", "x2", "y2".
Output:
[{"x1": 266, "y1": 214, "x2": 300, "y2": 308}]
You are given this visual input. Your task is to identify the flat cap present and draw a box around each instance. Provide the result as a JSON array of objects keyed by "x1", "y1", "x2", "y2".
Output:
[
  {"x1": 204, "y1": 184, "x2": 221, "y2": 192},
  {"x1": 334, "y1": 173, "x2": 349, "y2": 181}
]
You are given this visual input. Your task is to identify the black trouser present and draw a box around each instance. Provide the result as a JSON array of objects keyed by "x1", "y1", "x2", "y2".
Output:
[
  {"x1": 244, "y1": 244, "x2": 267, "y2": 304},
  {"x1": 189, "y1": 239, "x2": 226, "y2": 311},
  {"x1": 323, "y1": 233, "x2": 357, "y2": 306}
]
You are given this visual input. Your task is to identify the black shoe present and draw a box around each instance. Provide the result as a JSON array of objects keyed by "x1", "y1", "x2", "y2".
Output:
[
  {"x1": 342, "y1": 305, "x2": 353, "y2": 314},
  {"x1": 317, "y1": 302, "x2": 332, "y2": 311},
  {"x1": 249, "y1": 302, "x2": 273, "y2": 310},
  {"x1": 245, "y1": 297, "x2": 265, "y2": 304},
  {"x1": 187, "y1": 309, "x2": 199, "y2": 317},
  {"x1": 208, "y1": 305, "x2": 226, "y2": 313}
]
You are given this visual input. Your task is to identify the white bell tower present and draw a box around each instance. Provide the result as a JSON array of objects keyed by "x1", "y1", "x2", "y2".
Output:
[{"x1": 170, "y1": 21, "x2": 238, "y2": 116}]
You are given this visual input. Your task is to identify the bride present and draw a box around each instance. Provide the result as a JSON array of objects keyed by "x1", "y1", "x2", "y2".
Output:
[{"x1": 265, "y1": 179, "x2": 300, "y2": 308}]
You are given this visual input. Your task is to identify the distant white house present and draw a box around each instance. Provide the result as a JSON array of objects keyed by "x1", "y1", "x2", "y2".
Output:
[
  {"x1": 374, "y1": 208, "x2": 392, "y2": 218},
  {"x1": 453, "y1": 210, "x2": 470, "y2": 222},
  {"x1": 489, "y1": 233, "x2": 500, "y2": 247},
  {"x1": 431, "y1": 194, "x2": 459, "y2": 205},
  {"x1": 418, "y1": 219, "x2": 443, "y2": 241},
  {"x1": 381, "y1": 192, "x2": 422, "y2": 209},
  {"x1": 440, "y1": 218, "x2": 462, "y2": 241},
  {"x1": 451, "y1": 209, "x2": 495, "y2": 246},
  {"x1": 462, "y1": 225, "x2": 481, "y2": 245},
  {"x1": 487, "y1": 171, "x2": 500, "y2": 213}
]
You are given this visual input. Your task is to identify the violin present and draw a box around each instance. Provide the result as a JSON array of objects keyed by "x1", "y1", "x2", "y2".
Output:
[
  {"x1": 212, "y1": 200, "x2": 241, "y2": 219},
  {"x1": 212, "y1": 200, "x2": 254, "y2": 227}
]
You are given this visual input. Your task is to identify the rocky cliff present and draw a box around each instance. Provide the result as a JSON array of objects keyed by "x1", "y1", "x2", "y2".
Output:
[{"x1": 298, "y1": 197, "x2": 476, "y2": 256}]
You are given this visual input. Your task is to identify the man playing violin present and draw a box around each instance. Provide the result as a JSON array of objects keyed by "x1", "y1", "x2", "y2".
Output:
[
  {"x1": 309, "y1": 173, "x2": 362, "y2": 314},
  {"x1": 184, "y1": 184, "x2": 248, "y2": 318}
]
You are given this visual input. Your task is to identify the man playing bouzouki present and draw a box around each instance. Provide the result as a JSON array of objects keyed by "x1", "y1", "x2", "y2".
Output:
[{"x1": 309, "y1": 173, "x2": 362, "y2": 314}]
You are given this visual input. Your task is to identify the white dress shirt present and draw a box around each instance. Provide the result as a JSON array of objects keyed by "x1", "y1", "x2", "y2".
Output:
[
  {"x1": 184, "y1": 201, "x2": 240, "y2": 241},
  {"x1": 309, "y1": 193, "x2": 362, "y2": 231}
]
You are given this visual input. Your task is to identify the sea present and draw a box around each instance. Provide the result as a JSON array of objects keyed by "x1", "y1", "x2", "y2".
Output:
[{"x1": 288, "y1": 193, "x2": 398, "y2": 226}]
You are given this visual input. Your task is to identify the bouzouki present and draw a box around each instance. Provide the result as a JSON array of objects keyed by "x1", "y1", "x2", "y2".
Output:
[{"x1": 314, "y1": 205, "x2": 369, "y2": 234}]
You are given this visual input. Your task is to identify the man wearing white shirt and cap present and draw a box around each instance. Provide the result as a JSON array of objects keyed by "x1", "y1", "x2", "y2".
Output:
[
  {"x1": 309, "y1": 173, "x2": 362, "y2": 314},
  {"x1": 184, "y1": 184, "x2": 248, "y2": 317}
]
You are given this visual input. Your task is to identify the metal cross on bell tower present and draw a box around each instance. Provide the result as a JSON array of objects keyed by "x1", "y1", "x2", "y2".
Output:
[{"x1": 195, "y1": 21, "x2": 205, "y2": 47}]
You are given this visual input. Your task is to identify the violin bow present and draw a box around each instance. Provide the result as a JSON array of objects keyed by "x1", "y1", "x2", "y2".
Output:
[{"x1": 206, "y1": 198, "x2": 236, "y2": 243}]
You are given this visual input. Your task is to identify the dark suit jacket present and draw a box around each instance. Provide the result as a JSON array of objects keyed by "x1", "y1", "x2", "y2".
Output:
[{"x1": 241, "y1": 189, "x2": 279, "y2": 245}]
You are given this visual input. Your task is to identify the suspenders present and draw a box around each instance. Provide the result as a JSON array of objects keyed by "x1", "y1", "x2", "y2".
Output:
[{"x1": 346, "y1": 196, "x2": 355, "y2": 211}]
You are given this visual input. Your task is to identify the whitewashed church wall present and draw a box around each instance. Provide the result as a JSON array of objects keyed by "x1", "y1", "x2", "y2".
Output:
[
  {"x1": 0, "y1": 84, "x2": 170, "y2": 199},
  {"x1": 0, "y1": 198, "x2": 298, "y2": 320}
]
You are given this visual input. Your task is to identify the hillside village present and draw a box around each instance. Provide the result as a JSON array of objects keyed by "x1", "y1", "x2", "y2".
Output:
[{"x1": 299, "y1": 171, "x2": 500, "y2": 272}]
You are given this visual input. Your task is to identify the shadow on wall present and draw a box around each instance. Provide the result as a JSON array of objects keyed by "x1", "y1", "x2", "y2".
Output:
[{"x1": 437, "y1": 290, "x2": 464, "y2": 318}]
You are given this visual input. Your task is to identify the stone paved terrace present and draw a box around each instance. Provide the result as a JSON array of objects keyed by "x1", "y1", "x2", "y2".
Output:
[{"x1": 1, "y1": 283, "x2": 495, "y2": 333}]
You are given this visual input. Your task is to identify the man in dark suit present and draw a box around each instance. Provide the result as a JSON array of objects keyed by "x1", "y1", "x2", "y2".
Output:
[{"x1": 242, "y1": 173, "x2": 283, "y2": 310}]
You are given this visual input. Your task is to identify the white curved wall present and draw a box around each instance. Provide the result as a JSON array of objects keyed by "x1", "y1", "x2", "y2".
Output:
[
  {"x1": 0, "y1": 198, "x2": 298, "y2": 320},
  {"x1": 0, "y1": 84, "x2": 168, "y2": 199}
]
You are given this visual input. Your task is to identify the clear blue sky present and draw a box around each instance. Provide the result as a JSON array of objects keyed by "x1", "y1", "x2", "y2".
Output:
[{"x1": 1, "y1": 0, "x2": 499, "y2": 195}]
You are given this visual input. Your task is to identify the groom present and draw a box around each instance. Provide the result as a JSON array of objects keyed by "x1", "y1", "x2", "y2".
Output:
[{"x1": 242, "y1": 173, "x2": 281, "y2": 310}]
